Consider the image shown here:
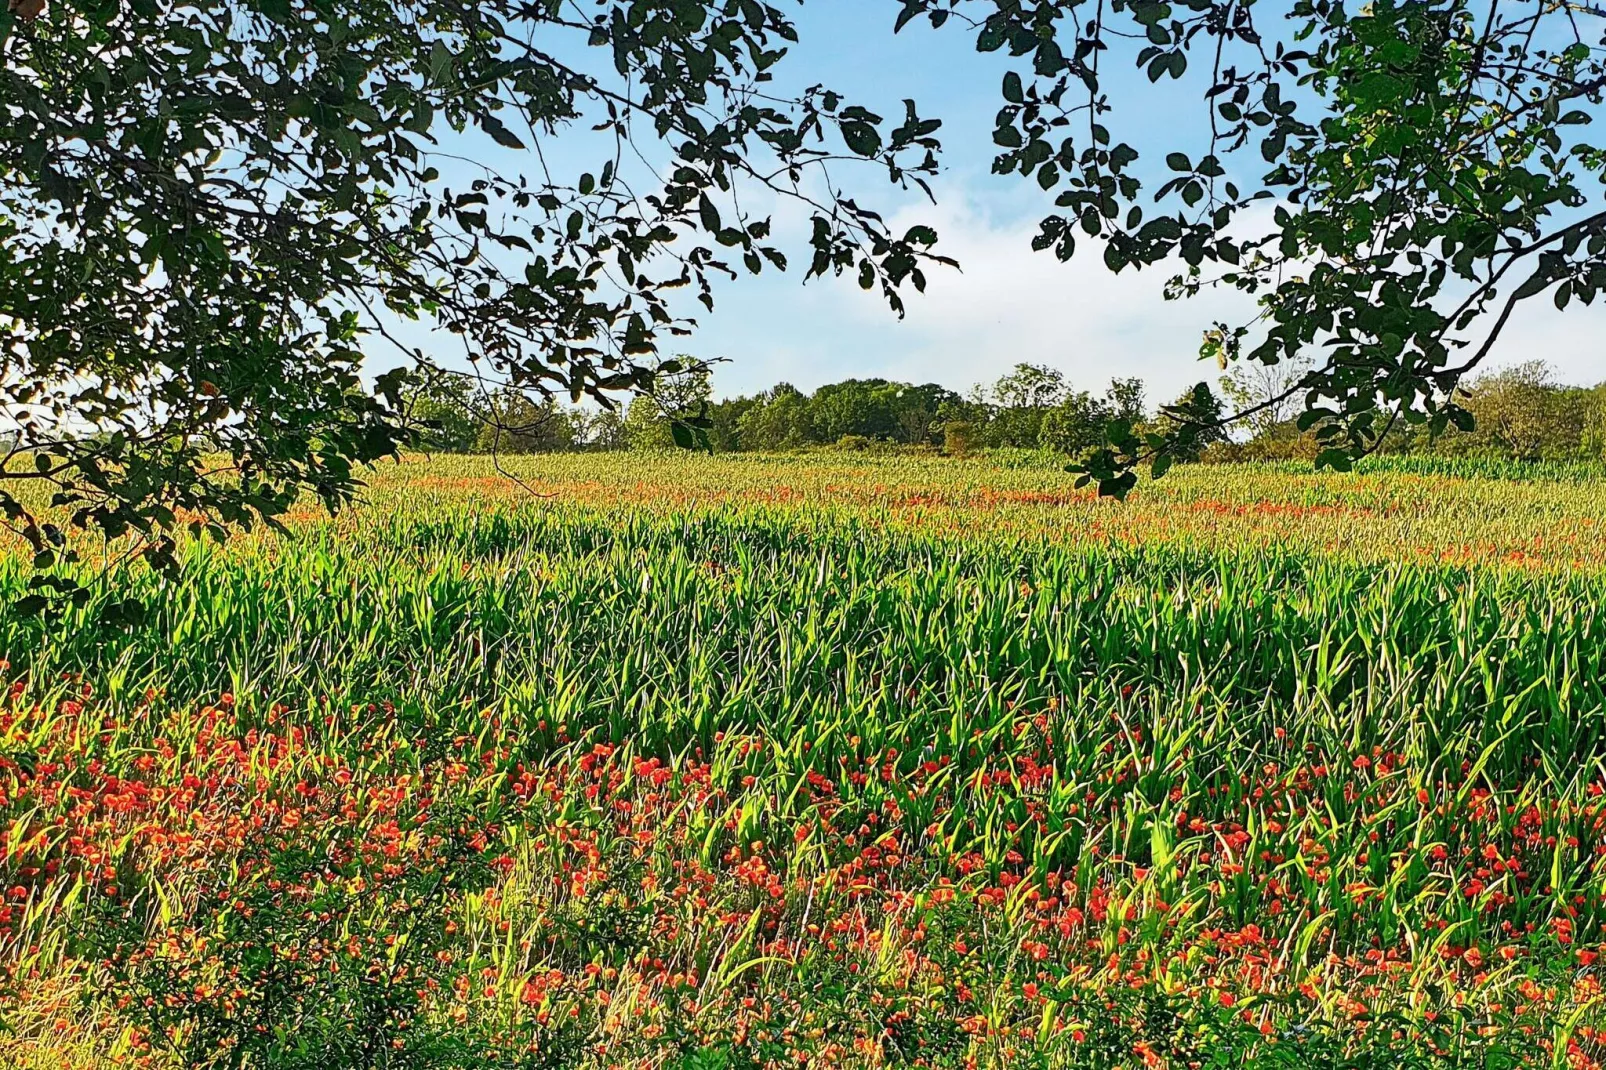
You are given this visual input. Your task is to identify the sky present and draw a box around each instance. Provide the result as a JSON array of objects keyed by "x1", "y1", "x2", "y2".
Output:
[{"x1": 408, "y1": 0, "x2": 1606, "y2": 402}]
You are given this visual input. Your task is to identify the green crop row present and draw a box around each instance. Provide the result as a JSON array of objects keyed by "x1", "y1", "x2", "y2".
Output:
[{"x1": 0, "y1": 460, "x2": 1601, "y2": 1068}]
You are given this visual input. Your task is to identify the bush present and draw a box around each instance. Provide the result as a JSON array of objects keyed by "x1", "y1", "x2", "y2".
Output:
[{"x1": 941, "y1": 420, "x2": 973, "y2": 457}]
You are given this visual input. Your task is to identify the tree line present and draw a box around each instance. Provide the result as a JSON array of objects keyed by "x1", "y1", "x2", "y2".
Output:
[
  {"x1": 404, "y1": 360, "x2": 1201, "y2": 456},
  {"x1": 406, "y1": 358, "x2": 1606, "y2": 465},
  {"x1": 1224, "y1": 360, "x2": 1606, "y2": 465}
]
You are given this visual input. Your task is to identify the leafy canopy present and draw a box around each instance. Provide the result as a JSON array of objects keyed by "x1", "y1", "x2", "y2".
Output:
[
  {"x1": 899, "y1": 0, "x2": 1606, "y2": 492},
  {"x1": 0, "y1": 0, "x2": 946, "y2": 614}
]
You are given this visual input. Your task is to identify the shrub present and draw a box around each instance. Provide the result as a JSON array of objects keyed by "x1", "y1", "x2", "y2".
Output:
[{"x1": 942, "y1": 420, "x2": 973, "y2": 457}]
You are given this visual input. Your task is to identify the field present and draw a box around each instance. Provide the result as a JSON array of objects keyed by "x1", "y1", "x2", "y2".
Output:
[{"x1": 3, "y1": 453, "x2": 1606, "y2": 1069}]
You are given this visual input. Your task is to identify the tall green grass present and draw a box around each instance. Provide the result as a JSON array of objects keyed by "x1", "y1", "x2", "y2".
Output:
[
  {"x1": 6, "y1": 504, "x2": 1604, "y2": 777},
  {"x1": 2, "y1": 467, "x2": 1604, "y2": 1068}
]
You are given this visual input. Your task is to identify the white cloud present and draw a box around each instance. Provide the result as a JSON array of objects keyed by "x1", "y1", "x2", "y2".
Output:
[
  {"x1": 1484, "y1": 300, "x2": 1606, "y2": 386},
  {"x1": 827, "y1": 196, "x2": 1258, "y2": 398},
  {"x1": 696, "y1": 185, "x2": 1606, "y2": 398},
  {"x1": 695, "y1": 189, "x2": 1257, "y2": 400}
]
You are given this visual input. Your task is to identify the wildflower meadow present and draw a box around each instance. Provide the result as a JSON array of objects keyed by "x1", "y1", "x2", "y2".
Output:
[{"x1": 2, "y1": 453, "x2": 1604, "y2": 1069}]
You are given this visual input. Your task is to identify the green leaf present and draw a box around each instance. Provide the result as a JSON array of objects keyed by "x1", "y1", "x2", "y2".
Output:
[
  {"x1": 1315, "y1": 448, "x2": 1353, "y2": 472},
  {"x1": 698, "y1": 193, "x2": 722, "y2": 233},
  {"x1": 841, "y1": 121, "x2": 882, "y2": 157},
  {"x1": 478, "y1": 113, "x2": 526, "y2": 150},
  {"x1": 428, "y1": 40, "x2": 453, "y2": 80},
  {"x1": 99, "y1": 598, "x2": 148, "y2": 628},
  {"x1": 1512, "y1": 270, "x2": 1553, "y2": 301},
  {"x1": 405, "y1": 101, "x2": 433, "y2": 135},
  {"x1": 12, "y1": 594, "x2": 47, "y2": 618}
]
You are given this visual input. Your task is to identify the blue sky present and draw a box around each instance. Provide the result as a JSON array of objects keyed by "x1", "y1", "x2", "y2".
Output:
[{"x1": 408, "y1": 0, "x2": 1605, "y2": 402}]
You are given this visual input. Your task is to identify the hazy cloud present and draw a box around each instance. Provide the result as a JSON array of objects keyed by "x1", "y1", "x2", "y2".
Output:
[{"x1": 694, "y1": 185, "x2": 1605, "y2": 399}]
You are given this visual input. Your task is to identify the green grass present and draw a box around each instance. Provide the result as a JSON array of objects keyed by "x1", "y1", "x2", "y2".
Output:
[
  {"x1": 1320, "y1": 453, "x2": 1606, "y2": 482},
  {"x1": 1, "y1": 457, "x2": 1603, "y2": 1068}
]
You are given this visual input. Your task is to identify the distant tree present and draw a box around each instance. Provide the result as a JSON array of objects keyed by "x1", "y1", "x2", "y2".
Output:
[
  {"x1": 581, "y1": 409, "x2": 630, "y2": 452},
  {"x1": 936, "y1": 393, "x2": 992, "y2": 443},
  {"x1": 1459, "y1": 361, "x2": 1588, "y2": 461},
  {"x1": 706, "y1": 396, "x2": 760, "y2": 452},
  {"x1": 625, "y1": 358, "x2": 716, "y2": 451},
  {"x1": 1584, "y1": 385, "x2": 1606, "y2": 460},
  {"x1": 623, "y1": 396, "x2": 676, "y2": 452},
  {"x1": 651, "y1": 358, "x2": 717, "y2": 413},
  {"x1": 812, "y1": 379, "x2": 900, "y2": 442},
  {"x1": 1228, "y1": 360, "x2": 1606, "y2": 463},
  {"x1": 942, "y1": 420, "x2": 975, "y2": 457},
  {"x1": 475, "y1": 392, "x2": 579, "y2": 454},
  {"x1": 894, "y1": 400, "x2": 937, "y2": 446},
  {"x1": 988, "y1": 363, "x2": 1067, "y2": 447},
  {"x1": 737, "y1": 385, "x2": 816, "y2": 451},
  {"x1": 1104, "y1": 378, "x2": 1148, "y2": 427},
  {"x1": 1147, "y1": 384, "x2": 1230, "y2": 467},
  {"x1": 889, "y1": 382, "x2": 959, "y2": 445},
  {"x1": 401, "y1": 371, "x2": 481, "y2": 454},
  {"x1": 1218, "y1": 357, "x2": 1315, "y2": 438},
  {"x1": 1039, "y1": 390, "x2": 1111, "y2": 457},
  {"x1": 992, "y1": 364, "x2": 1067, "y2": 410}
]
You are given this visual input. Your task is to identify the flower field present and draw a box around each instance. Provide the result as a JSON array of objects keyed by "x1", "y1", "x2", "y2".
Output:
[{"x1": 3, "y1": 454, "x2": 1606, "y2": 1068}]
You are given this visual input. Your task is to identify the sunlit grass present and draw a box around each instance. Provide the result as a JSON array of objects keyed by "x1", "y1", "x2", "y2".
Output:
[{"x1": 3, "y1": 454, "x2": 1604, "y2": 1068}]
